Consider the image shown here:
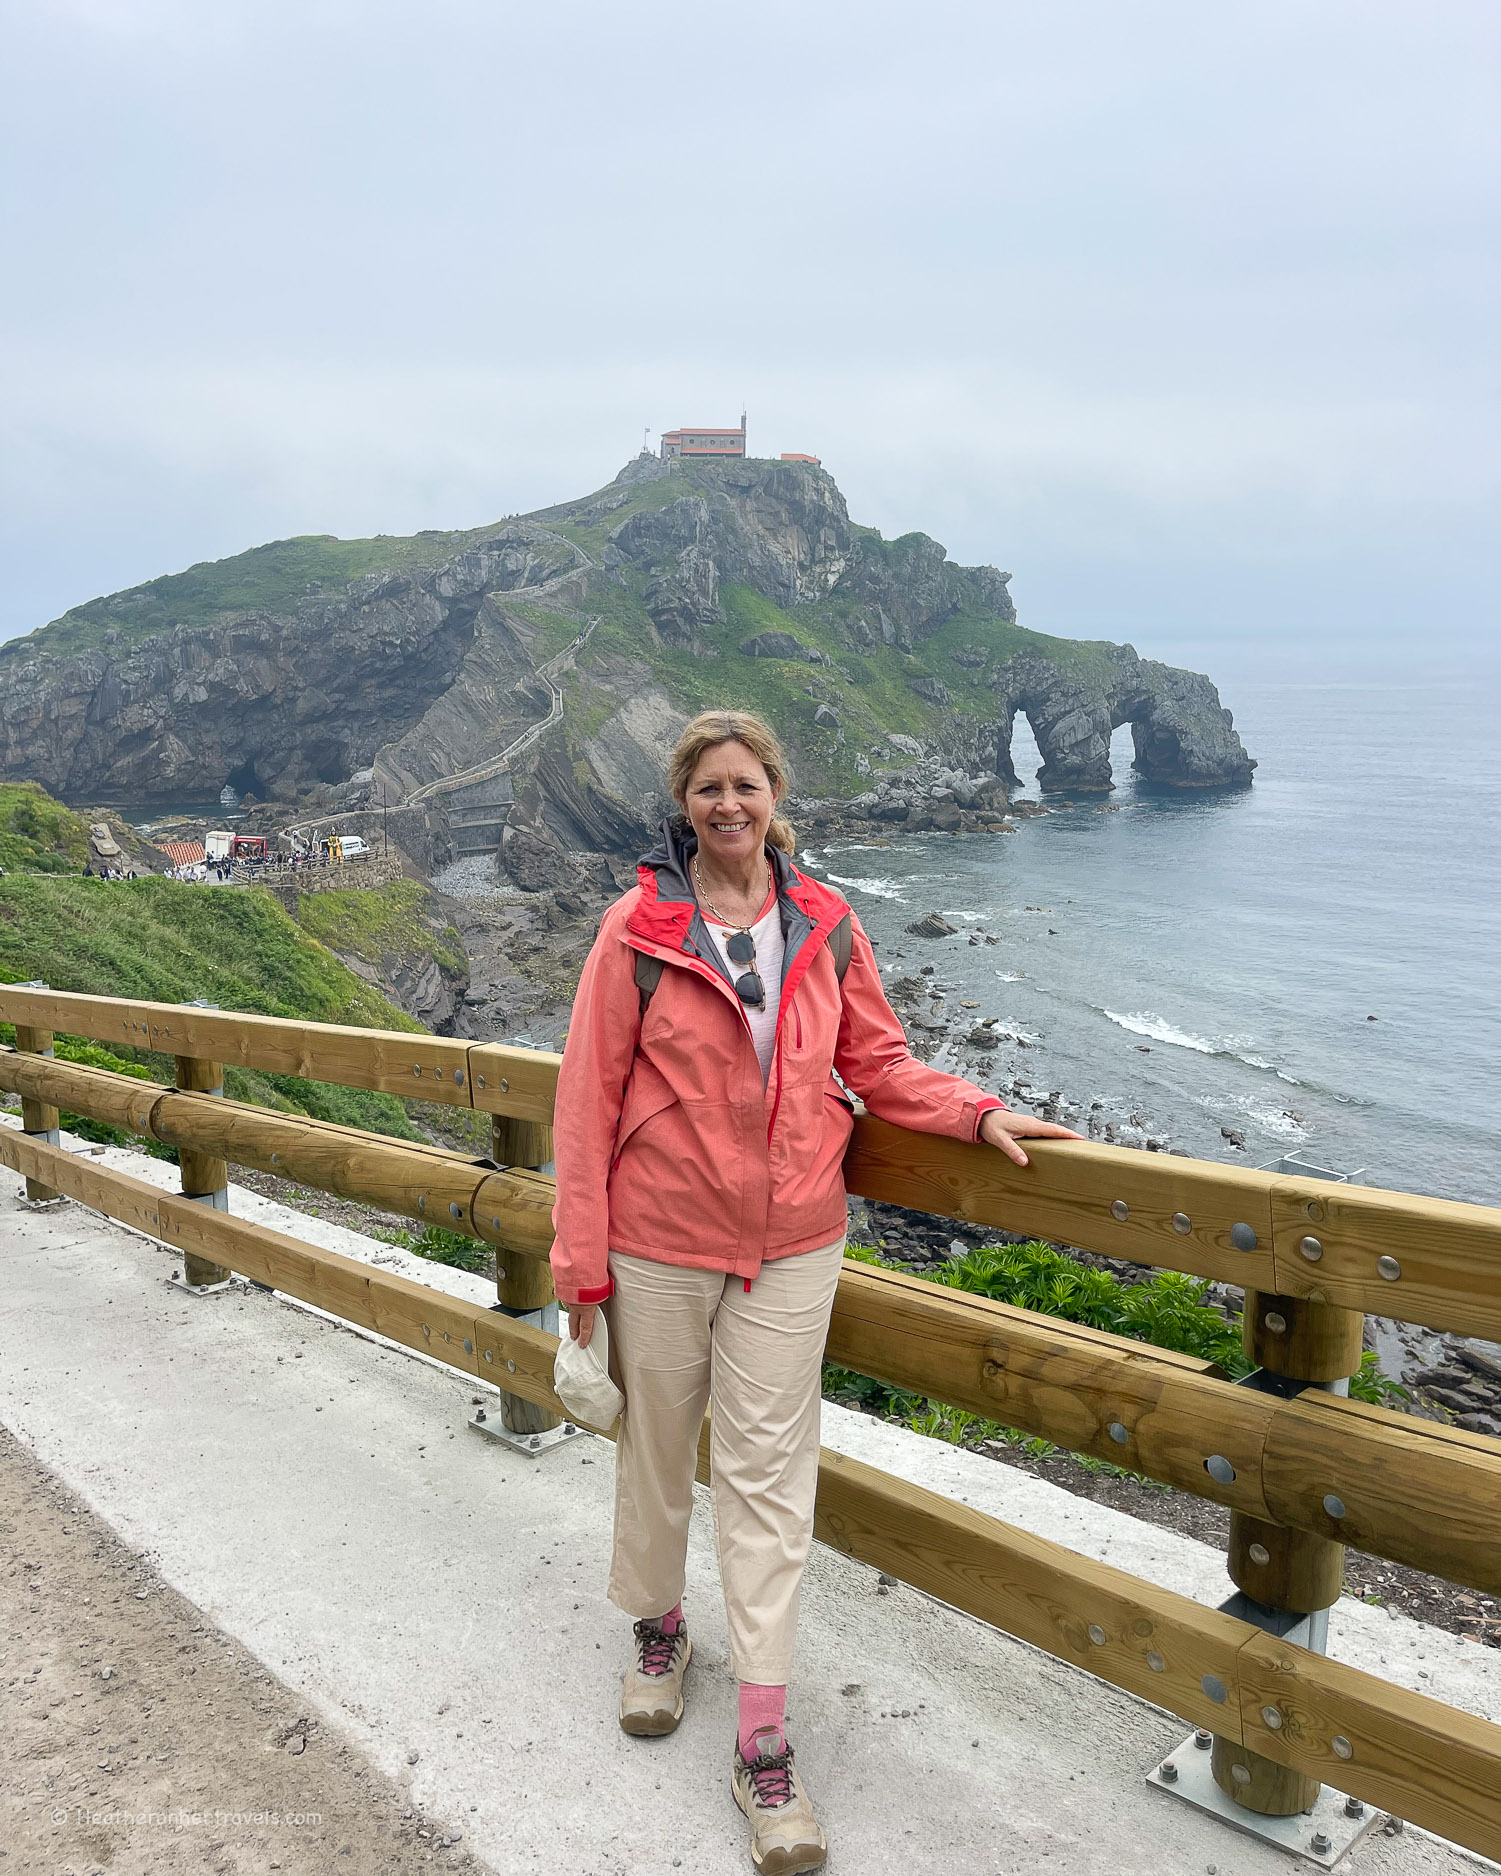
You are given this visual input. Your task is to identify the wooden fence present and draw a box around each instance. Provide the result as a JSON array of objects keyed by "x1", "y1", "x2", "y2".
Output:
[{"x1": 2, "y1": 982, "x2": 1499, "y2": 1859}]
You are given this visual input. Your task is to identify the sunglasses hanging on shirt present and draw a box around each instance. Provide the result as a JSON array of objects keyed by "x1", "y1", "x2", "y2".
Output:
[
  {"x1": 691, "y1": 856, "x2": 769, "y2": 1012},
  {"x1": 724, "y1": 929, "x2": 766, "y2": 1011}
]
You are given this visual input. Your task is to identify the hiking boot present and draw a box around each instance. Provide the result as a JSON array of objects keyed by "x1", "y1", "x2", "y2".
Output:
[
  {"x1": 731, "y1": 1729, "x2": 828, "y2": 1874},
  {"x1": 619, "y1": 1618, "x2": 692, "y2": 1736}
]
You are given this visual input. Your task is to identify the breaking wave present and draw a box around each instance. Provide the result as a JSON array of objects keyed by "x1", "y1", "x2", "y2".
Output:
[
  {"x1": 1101, "y1": 1009, "x2": 1304, "y2": 1087},
  {"x1": 824, "y1": 872, "x2": 907, "y2": 901},
  {"x1": 1197, "y1": 1092, "x2": 1308, "y2": 1142},
  {"x1": 1102, "y1": 1009, "x2": 1219, "y2": 1054}
]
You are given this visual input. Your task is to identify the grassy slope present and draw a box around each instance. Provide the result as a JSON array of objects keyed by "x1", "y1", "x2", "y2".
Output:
[
  {"x1": 0, "y1": 783, "x2": 91, "y2": 873},
  {"x1": 0, "y1": 875, "x2": 426, "y2": 1138},
  {"x1": 5, "y1": 531, "x2": 487, "y2": 662},
  {"x1": 294, "y1": 879, "x2": 465, "y2": 977}
]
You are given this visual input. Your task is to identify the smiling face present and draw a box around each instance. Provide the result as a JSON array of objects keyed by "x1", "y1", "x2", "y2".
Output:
[{"x1": 681, "y1": 739, "x2": 780, "y2": 872}]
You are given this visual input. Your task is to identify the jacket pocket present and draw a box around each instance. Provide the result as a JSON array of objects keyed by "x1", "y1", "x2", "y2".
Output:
[{"x1": 610, "y1": 1074, "x2": 678, "y2": 1171}]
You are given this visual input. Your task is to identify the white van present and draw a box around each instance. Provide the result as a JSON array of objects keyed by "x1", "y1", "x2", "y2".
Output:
[
  {"x1": 339, "y1": 835, "x2": 369, "y2": 858},
  {"x1": 205, "y1": 830, "x2": 233, "y2": 861}
]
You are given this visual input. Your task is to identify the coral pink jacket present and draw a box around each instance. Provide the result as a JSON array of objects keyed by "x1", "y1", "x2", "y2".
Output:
[{"x1": 548, "y1": 823, "x2": 1005, "y2": 1306}]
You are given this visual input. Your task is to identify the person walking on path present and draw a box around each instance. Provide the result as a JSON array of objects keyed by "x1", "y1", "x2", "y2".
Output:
[{"x1": 551, "y1": 709, "x2": 1078, "y2": 1874}]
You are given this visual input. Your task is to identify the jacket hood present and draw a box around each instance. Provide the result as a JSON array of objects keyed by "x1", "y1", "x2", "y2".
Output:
[{"x1": 627, "y1": 815, "x2": 850, "y2": 993}]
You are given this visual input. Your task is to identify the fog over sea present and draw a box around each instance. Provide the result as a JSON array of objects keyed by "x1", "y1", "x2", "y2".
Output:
[{"x1": 799, "y1": 681, "x2": 1501, "y2": 1208}]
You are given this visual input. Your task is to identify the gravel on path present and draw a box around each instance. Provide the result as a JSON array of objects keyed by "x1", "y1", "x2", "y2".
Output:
[{"x1": 0, "y1": 1427, "x2": 494, "y2": 1876}]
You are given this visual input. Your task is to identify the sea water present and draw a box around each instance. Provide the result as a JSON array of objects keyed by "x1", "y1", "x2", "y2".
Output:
[{"x1": 801, "y1": 681, "x2": 1501, "y2": 1208}]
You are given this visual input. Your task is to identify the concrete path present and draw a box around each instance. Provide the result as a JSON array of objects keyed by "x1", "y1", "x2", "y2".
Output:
[{"x1": 2, "y1": 1143, "x2": 1498, "y2": 1876}]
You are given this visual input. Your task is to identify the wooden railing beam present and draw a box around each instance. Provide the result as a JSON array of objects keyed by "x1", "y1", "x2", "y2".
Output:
[
  {"x1": 4, "y1": 1046, "x2": 1499, "y2": 1594},
  {"x1": 5, "y1": 984, "x2": 1499, "y2": 1338}
]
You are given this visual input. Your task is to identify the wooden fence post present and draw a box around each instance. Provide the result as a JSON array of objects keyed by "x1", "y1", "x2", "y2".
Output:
[
  {"x1": 14, "y1": 1022, "x2": 61, "y2": 1203},
  {"x1": 1211, "y1": 1287, "x2": 1365, "y2": 1818},
  {"x1": 174, "y1": 1052, "x2": 231, "y2": 1288},
  {"x1": 487, "y1": 1114, "x2": 564, "y2": 1445}
]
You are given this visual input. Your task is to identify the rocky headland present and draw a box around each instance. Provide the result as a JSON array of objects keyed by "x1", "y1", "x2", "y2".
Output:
[
  {"x1": 0, "y1": 455, "x2": 1254, "y2": 889},
  {"x1": 0, "y1": 448, "x2": 1261, "y2": 1163}
]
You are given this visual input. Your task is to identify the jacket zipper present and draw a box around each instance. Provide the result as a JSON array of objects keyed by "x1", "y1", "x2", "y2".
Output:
[{"x1": 766, "y1": 1017, "x2": 785, "y2": 1147}]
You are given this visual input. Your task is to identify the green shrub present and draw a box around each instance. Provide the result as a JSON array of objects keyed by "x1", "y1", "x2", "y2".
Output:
[
  {"x1": 932, "y1": 1239, "x2": 1251, "y2": 1372},
  {"x1": 374, "y1": 1223, "x2": 493, "y2": 1275},
  {"x1": 0, "y1": 783, "x2": 90, "y2": 872},
  {"x1": 829, "y1": 1237, "x2": 1408, "y2": 1461}
]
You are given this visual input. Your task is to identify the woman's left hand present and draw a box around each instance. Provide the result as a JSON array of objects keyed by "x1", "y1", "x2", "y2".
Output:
[{"x1": 979, "y1": 1106, "x2": 1083, "y2": 1167}]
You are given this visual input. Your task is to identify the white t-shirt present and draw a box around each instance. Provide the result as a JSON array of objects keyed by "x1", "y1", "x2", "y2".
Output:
[{"x1": 702, "y1": 898, "x2": 785, "y2": 1085}]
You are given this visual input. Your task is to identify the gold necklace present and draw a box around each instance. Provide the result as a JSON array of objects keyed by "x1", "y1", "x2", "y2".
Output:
[{"x1": 691, "y1": 854, "x2": 770, "y2": 930}]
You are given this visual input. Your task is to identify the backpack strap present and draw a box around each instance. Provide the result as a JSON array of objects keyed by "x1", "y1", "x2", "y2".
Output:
[
  {"x1": 634, "y1": 950, "x2": 665, "y2": 1015},
  {"x1": 828, "y1": 911, "x2": 853, "y2": 983}
]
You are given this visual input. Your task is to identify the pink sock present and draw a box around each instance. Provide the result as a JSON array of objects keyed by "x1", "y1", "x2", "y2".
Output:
[
  {"x1": 737, "y1": 1682, "x2": 787, "y2": 1758},
  {"x1": 658, "y1": 1601, "x2": 684, "y2": 1636}
]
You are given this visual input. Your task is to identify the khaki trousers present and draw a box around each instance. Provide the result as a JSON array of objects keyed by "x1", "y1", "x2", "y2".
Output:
[{"x1": 605, "y1": 1237, "x2": 845, "y2": 1685}]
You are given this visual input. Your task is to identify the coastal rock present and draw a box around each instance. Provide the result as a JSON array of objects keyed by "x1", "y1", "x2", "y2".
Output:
[
  {"x1": 501, "y1": 817, "x2": 580, "y2": 894},
  {"x1": 908, "y1": 675, "x2": 951, "y2": 707},
  {"x1": 740, "y1": 631, "x2": 812, "y2": 661},
  {"x1": 1457, "y1": 1348, "x2": 1501, "y2": 1383},
  {"x1": 907, "y1": 911, "x2": 957, "y2": 939},
  {"x1": 988, "y1": 646, "x2": 1255, "y2": 792}
]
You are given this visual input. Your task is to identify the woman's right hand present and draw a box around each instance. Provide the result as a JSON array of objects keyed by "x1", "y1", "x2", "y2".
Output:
[{"x1": 568, "y1": 1303, "x2": 598, "y2": 1349}]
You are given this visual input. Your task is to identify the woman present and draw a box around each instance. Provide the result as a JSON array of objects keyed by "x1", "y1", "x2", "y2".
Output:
[{"x1": 551, "y1": 710, "x2": 1077, "y2": 1875}]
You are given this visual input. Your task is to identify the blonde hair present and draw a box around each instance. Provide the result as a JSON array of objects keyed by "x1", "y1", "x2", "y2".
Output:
[{"x1": 667, "y1": 710, "x2": 797, "y2": 856}]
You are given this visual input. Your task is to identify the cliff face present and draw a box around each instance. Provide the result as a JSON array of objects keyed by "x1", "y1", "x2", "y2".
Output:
[
  {"x1": 0, "y1": 457, "x2": 1253, "y2": 830},
  {"x1": 0, "y1": 526, "x2": 576, "y2": 804}
]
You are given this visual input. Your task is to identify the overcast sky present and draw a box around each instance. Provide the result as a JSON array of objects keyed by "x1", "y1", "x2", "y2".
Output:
[{"x1": 2, "y1": 0, "x2": 1496, "y2": 679}]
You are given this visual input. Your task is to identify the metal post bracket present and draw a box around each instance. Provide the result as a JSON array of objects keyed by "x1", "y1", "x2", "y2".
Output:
[
  {"x1": 1148, "y1": 1740, "x2": 1378, "y2": 1866},
  {"x1": 468, "y1": 1411, "x2": 580, "y2": 1457}
]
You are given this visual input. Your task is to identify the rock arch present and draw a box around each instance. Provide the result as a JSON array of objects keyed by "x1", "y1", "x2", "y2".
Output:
[{"x1": 988, "y1": 648, "x2": 1255, "y2": 792}]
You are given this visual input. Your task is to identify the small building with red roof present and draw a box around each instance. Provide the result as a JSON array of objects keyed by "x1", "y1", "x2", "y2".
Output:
[{"x1": 660, "y1": 415, "x2": 746, "y2": 460}]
